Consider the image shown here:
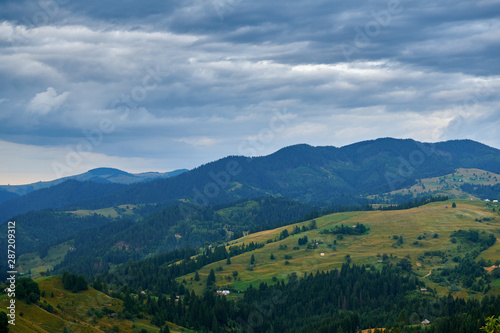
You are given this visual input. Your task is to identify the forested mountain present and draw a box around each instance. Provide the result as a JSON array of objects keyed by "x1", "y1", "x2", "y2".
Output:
[
  {"x1": 0, "y1": 167, "x2": 188, "y2": 196},
  {"x1": 2, "y1": 138, "x2": 500, "y2": 225},
  {"x1": 0, "y1": 188, "x2": 18, "y2": 205},
  {"x1": 0, "y1": 180, "x2": 127, "y2": 224},
  {"x1": 0, "y1": 196, "x2": 313, "y2": 280},
  {"x1": 12, "y1": 210, "x2": 115, "y2": 255},
  {"x1": 71, "y1": 138, "x2": 500, "y2": 209},
  {"x1": 52, "y1": 197, "x2": 313, "y2": 276}
]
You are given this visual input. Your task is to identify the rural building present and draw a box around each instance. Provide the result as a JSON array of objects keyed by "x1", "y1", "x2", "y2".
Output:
[
  {"x1": 217, "y1": 290, "x2": 230, "y2": 295},
  {"x1": 420, "y1": 288, "x2": 427, "y2": 292},
  {"x1": 493, "y1": 200, "x2": 499, "y2": 203},
  {"x1": 421, "y1": 319, "x2": 430, "y2": 325}
]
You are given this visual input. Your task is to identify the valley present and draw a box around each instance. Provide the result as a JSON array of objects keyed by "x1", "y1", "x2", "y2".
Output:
[{"x1": 1, "y1": 139, "x2": 500, "y2": 332}]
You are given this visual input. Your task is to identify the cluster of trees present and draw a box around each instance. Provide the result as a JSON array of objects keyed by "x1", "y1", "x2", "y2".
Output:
[
  {"x1": 228, "y1": 242, "x2": 265, "y2": 257},
  {"x1": 267, "y1": 219, "x2": 318, "y2": 244},
  {"x1": 298, "y1": 235, "x2": 309, "y2": 245},
  {"x1": 320, "y1": 223, "x2": 368, "y2": 235},
  {"x1": 429, "y1": 256, "x2": 493, "y2": 293},
  {"x1": 450, "y1": 229, "x2": 496, "y2": 250},
  {"x1": 16, "y1": 277, "x2": 40, "y2": 304},
  {"x1": 62, "y1": 271, "x2": 88, "y2": 293},
  {"x1": 461, "y1": 183, "x2": 500, "y2": 200},
  {"x1": 378, "y1": 195, "x2": 449, "y2": 211}
]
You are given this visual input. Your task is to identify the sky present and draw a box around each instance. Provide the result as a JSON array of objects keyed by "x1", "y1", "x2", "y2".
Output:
[{"x1": 1, "y1": 0, "x2": 499, "y2": 185}]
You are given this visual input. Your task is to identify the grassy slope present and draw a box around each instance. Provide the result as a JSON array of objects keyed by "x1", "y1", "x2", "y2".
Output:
[
  {"x1": 0, "y1": 276, "x2": 186, "y2": 333},
  {"x1": 67, "y1": 204, "x2": 140, "y2": 219},
  {"x1": 179, "y1": 200, "x2": 500, "y2": 297},
  {"x1": 17, "y1": 241, "x2": 73, "y2": 278},
  {"x1": 370, "y1": 168, "x2": 500, "y2": 200}
]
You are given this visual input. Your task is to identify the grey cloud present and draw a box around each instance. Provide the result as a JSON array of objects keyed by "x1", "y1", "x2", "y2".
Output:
[{"x1": 0, "y1": 0, "x2": 499, "y2": 182}]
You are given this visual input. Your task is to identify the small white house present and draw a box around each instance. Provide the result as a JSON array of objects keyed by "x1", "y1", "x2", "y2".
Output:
[
  {"x1": 493, "y1": 200, "x2": 499, "y2": 203},
  {"x1": 216, "y1": 290, "x2": 230, "y2": 295},
  {"x1": 485, "y1": 199, "x2": 491, "y2": 202},
  {"x1": 320, "y1": 253, "x2": 325, "y2": 257}
]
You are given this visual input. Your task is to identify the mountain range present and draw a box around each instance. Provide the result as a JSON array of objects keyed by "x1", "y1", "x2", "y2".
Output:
[
  {"x1": 0, "y1": 167, "x2": 188, "y2": 198},
  {"x1": 37, "y1": 138, "x2": 500, "y2": 209},
  {"x1": 2, "y1": 137, "x2": 500, "y2": 332},
  {"x1": 2, "y1": 138, "x2": 500, "y2": 225}
]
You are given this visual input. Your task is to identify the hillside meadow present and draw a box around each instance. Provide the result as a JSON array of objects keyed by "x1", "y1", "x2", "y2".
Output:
[
  {"x1": 178, "y1": 200, "x2": 500, "y2": 297},
  {"x1": 1, "y1": 276, "x2": 186, "y2": 332}
]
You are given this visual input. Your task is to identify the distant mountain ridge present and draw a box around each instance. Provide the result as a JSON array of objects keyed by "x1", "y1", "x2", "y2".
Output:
[
  {"x1": 2, "y1": 138, "x2": 500, "y2": 282},
  {"x1": 2, "y1": 138, "x2": 500, "y2": 224},
  {"x1": 0, "y1": 167, "x2": 188, "y2": 197},
  {"x1": 0, "y1": 180, "x2": 128, "y2": 224},
  {"x1": 72, "y1": 138, "x2": 500, "y2": 209}
]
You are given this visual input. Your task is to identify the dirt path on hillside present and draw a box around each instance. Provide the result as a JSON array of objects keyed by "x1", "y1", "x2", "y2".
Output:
[
  {"x1": 424, "y1": 269, "x2": 432, "y2": 278},
  {"x1": 484, "y1": 265, "x2": 499, "y2": 273}
]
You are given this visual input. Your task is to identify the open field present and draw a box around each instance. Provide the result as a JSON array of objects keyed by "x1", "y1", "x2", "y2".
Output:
[
  {"x1": 369, "y1": 168, "x2": 500, "y2": 200},
  {"x1": 67, "y1": 204, "x2": 141, "y2": 219},
  {"x1": 178, "y1": 200, "x2": 500, "y2": 297}
]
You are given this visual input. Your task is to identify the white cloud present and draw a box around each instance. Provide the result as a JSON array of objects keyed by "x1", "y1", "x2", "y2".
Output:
[
  {"x1": 176, "y1": 136, "x2": 219, "y2": 147},
  {"x1": 27, "y1": 87, "x2": 70, "y2": 115}
]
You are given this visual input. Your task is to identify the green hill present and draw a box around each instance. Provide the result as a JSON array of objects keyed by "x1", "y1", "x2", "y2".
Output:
[
  {"x1": 176, "y1": 200, "x2": 500, "y2": 297},
  {"x1": 0, "y1": 275, "x2": 186, "y2": 332},
  {"x1": 371, "y1": 168, "x2": 500, "y2": 202},
  {"x1": 54, "y1": 138, "x2": 500, "y2": 210}
]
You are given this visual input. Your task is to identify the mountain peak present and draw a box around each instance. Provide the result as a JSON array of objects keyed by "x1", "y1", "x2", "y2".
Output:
[{"x1": 87, "y1": 168, "x2": 133, "y2": 176}]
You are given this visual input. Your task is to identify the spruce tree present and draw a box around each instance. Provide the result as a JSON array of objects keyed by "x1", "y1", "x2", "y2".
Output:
[{"x1": 207, "y1": 269, "x2": 216, "y2": 286}]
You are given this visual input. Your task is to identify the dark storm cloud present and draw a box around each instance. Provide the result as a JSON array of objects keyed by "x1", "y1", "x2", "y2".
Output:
[{"x1": 0, "y1": 0, "x2": 499, "y2": 183}]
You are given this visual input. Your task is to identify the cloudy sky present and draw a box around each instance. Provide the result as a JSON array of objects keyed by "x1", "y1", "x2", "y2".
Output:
[{"x1": 1, "y1": 0, "x2": 499, "y2": 184}]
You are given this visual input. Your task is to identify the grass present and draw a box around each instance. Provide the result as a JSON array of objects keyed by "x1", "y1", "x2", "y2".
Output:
[
  {"x1": 178, "y1": 200, "x2": 500, "y2": 297},
  {"x1": 17, "y1": 241, "x2": 73, "y2": 278},
  {"x1": 369, "y1": 168, "x2": 500, "y2": 200},
  {"x1": 67, "y1": 204, "x2": 141, "y2": 219},
  {"x1": 1, "y1": 275, "x2": 166, "y2": 332},
  {"x1": 0, "y1": 275, "x2": 191, "y2": 333}
]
